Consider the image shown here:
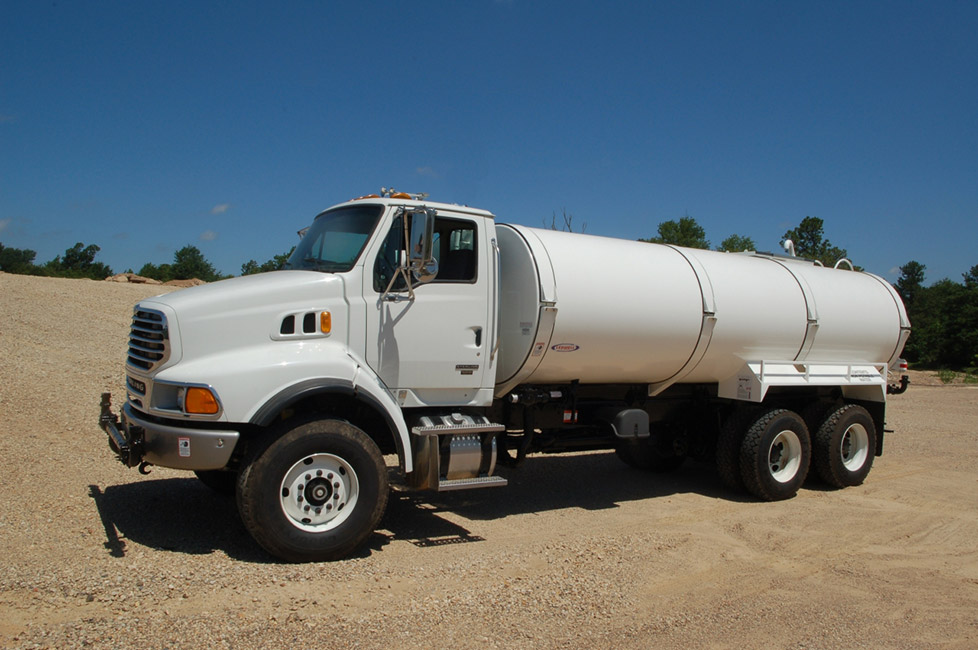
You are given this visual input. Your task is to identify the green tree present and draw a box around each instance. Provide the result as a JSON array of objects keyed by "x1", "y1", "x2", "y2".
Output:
[
  {"x1": 138, "y1": 245, "x2": 224, "y2": 282},
  {"x1": 895, "y1": 260, "x2": 926, "y2": 306},
  {"x1": 907, "y1": 279, "x2": 978, "y2": 367},
  {"x1": 901, "y1": 266, "x2": 978, "y2": 368},
  {"x1": 0, "y1": 243, "x2": 38, "y2": 274},
  {"x1": 241, "y1": 247, "x2": 295, "y2": 276},
  {"x1": 780, "y1": 216, "x2": 850, "y2": 267},
  {"x1": 138, "y1": 262, "x2": 173, "y2": 282},
  {"x1": 641, "y1": 215, "x2": 710, "y2": 249},
  {"x1": 717, "y1": 234, "x2": 756, "y2": 252},
  {"x1": 963, "y1": 264, "x2": 978, "y2": 288},
  {"x1": 42, "y1": 242, "x2": 113, "y2": 279},
  {"x1": 171, "y1": 245, "x2": 221, "y2": 282}
]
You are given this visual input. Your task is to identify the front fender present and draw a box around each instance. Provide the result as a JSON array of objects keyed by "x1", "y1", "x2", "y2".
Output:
[{"x1": 154, "y1": 341, "x2": 413, "y2": 472}]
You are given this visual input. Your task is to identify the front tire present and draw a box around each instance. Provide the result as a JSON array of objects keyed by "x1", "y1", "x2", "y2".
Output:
[
  {"x1": 739, "y1": 409, "x2": 810, "y2": 501},
  {"x1": 813, "y1": 405, "x2": 876, "y2": 488},
  {"x1": 236, "y1": 417, "x2": 389, "y2": 562}
]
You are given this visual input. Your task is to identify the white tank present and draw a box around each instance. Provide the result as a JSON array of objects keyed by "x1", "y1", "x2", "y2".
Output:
[{"x1": 494, "y1": 225, "x2": 909, "y2": 393}]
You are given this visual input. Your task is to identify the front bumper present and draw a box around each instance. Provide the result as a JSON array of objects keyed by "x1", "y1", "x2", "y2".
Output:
[{"x1": 99, "y1": 393, "x2": 240, "y2": 471}]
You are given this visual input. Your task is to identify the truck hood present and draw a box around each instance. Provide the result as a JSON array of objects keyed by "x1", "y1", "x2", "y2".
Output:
[
  {"x1": 145, "y1": 271, "x2": 343, "y2": 313},
  {"x1": 138, "y1": 270, "x2": 349, "y2": 367}
]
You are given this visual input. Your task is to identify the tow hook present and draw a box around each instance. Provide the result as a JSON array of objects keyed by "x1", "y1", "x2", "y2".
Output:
[
  {"x1": 887, "y1": 376, "x2": 910, "y2": 395},
  {"x1": 138, "y1": 462, "x2": 153, "y2": 475},
  {"x1": 99, "y1": 392, "x2": 146, "y2": 468}
]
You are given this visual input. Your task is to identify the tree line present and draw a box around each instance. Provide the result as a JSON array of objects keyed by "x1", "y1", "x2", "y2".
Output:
[
  {"x1": 895, "y1": 261, "x2": 978, "y2": 370},
  {"x1": 636, "y1": 214, "x2": 852, "y2": 267},
  {"x1": 634, "y1": 214, "x2": 975, "y2": 370},
  {"x1": 3, "y1": 214, "x2": 976, "y2": 370},
  {"x1": 0, "y1": 241, "x2": 293, "y2": 283},
  {"x1": 0, "y1": 242, "x2": 113, "y2": 280}
]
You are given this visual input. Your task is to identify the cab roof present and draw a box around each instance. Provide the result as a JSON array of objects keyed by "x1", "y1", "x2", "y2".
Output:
[{"x1": 320, "y1": 194, "x2": 495, "y2": 220}]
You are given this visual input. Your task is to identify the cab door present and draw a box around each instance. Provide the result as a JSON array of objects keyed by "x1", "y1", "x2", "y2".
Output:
[{"x1": 362, "y1": 208, "x2": 493, "y2": 407}]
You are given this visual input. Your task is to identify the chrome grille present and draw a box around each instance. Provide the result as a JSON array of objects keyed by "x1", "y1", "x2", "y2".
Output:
[{"x1": 127, "y1": 308, "x2": 169, "y2": 371}]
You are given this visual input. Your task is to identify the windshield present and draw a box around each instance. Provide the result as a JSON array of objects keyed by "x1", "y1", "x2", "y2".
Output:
[{"x1": 284, "y1": 204, "x2": 385, "y2": 272}]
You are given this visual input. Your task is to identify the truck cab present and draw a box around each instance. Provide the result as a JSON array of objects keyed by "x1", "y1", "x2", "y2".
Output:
[{"x1": 101, "y1": 192, "x2": 508, "y2": 561}]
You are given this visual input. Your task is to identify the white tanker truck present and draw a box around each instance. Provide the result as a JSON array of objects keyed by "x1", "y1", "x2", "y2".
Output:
[{"x1": 100, "y1": 191, "x2": 911, "y2": 562}]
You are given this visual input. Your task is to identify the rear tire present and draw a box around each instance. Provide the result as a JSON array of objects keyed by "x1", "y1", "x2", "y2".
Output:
[
  {"x1": 813, "y1": 405, "x2": 876, "y2": 488},
  {"x1": 739, "y1": 409, "x2": 810, "y2": 501},
  {"x1": 716, "y1": 409, "x2": 754, "y2": 491},
  {"x1": 236, "y1": 417, "x2": 388, "y2": 562}
]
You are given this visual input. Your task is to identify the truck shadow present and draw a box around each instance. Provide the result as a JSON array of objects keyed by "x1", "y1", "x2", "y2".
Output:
[
  {"x1": 89, "y1": 452, "x2": 749, "y2": 562},
  {"x1": 88, "y1": 481, "x2": 276, "y2": 563},
  {"x1": 378, "y1": 451, "x2": 759, "y2": 549},
  {"x1": 390, "y1": 451, "x2": 748, "y2": 524}
]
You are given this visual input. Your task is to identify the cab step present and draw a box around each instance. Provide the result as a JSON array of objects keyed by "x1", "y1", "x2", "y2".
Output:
[{"x1": 438, "y1": 475, "x2": 509, "y2": 491}]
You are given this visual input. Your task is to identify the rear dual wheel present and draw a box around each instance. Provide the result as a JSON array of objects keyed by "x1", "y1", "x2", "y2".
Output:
[
  {"x1": 716, "y1": 409, "x2": 754, "y2": 490},
  {"x1": 812, "y1": 405, "x2": 875, "y2": 488},
  {"x1": 738, "y1": 409, "x2": 811, "y2": 501}
]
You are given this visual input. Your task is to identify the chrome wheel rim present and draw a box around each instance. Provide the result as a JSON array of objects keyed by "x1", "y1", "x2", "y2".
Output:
[
  {"x1": 767, "y1": 430, "x2": 802, "y2": 483},
  {"x1": 280, "y1": 453, "x2": 359, "y2": 532},
  {"x1": 840, "y1": 423, "x2": 870, "y2": 471}
]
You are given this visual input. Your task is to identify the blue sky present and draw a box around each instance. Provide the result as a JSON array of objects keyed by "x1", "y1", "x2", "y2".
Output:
[{"x1": 2, "y1": 1, "x2": 975, "y2": 283}]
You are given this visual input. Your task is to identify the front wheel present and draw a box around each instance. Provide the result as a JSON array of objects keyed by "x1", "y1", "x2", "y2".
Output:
[
  {"x1": 236, "y1": 418, "x2": 389, "y2": 562},
  {"x1": 739, "y1": 409, "x2": 811, "y2": 501}
]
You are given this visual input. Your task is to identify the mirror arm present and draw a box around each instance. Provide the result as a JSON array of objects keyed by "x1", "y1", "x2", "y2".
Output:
[
  {"x1": 379, "y1": 205, "x2": 438, "y2": 301},
  {"x1": 378, "y1": 207, "x2": 416, "y2": 301}
]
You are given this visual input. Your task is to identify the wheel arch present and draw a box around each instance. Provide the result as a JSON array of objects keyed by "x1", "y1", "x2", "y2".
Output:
[{"x1": 248, "y1": 378, "x2": 412, "y2": 472}]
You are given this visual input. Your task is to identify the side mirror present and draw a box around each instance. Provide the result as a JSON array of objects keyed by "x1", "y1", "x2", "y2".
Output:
[{"x1": 407, "y1": 209, "x2": 438, "y2": 284}]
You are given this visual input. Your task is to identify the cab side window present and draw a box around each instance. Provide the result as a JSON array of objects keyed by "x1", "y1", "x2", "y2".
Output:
[
  {"x1": 433, "y1": 218, "x2": 477, "y2": 283},
  {"x1": 372, "y1": 215, "x2": 477, "y2": 291}
]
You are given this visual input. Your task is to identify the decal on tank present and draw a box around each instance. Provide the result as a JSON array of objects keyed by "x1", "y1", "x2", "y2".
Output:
[{"x1": 551, "y1": 343, "x2": 580, "y2": 352}]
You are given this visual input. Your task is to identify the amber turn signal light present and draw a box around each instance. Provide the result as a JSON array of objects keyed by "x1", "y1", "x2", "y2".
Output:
[{"x1": 185, "y1": 387, "x2": 219, "y2": 414}]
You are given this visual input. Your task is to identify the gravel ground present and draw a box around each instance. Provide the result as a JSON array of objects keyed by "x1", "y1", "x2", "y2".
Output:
[{"x1": 1, "y1": 272, "x2": 976, "y2": 649}]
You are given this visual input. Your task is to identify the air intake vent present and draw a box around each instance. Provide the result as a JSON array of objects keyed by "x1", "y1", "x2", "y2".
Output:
[
  {"x1": 280, "y1": 315, "x2": 295, "y2": 335},
  {"x1": 127, "y1": 308, "x2": 169, "y2": 371}
]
